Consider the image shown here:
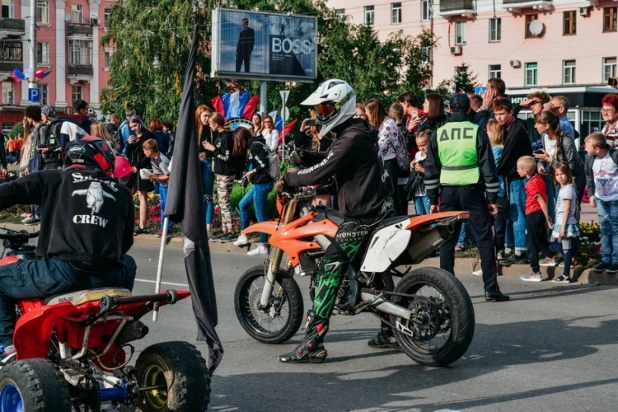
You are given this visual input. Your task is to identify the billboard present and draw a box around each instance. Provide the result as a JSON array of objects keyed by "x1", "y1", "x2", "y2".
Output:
[{"x1": 211, "y1": 8, "x2": 317, "y2": 82}]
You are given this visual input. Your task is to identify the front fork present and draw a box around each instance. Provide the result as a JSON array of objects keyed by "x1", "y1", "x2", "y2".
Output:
[{"x1": 259, "y1": 200, "x2": 298, "y2": 307}]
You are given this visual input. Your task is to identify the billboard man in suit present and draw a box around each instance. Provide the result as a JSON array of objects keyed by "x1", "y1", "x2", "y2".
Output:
[{"x1": 236, "y1": 18, "x2": 255, "y2": 73}]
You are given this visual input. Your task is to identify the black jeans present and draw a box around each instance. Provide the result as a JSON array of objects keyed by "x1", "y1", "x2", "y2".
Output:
[
  {"x1": 0, "y1": 256, "x2": 137, "y2": 346},
  {"x1": 439, "y1": 186, "x2": 501, "y2": 293},
  {"x1": 526, "y1": 210, "x2": 549, "y2": 272}
]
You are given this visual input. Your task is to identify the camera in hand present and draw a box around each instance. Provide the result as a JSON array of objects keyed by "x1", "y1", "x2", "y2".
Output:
[{"x1": 305, "y1": 119, "x2": 317, "y2": 127}]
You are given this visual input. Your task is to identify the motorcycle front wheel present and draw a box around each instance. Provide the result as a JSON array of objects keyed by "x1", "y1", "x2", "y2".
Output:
[
  {"x1": 234, "y1": 264, "x2": 304, "y2": 344},
  {"x1": 391, "y1": 267, "x2": 475, "y2": 367}
]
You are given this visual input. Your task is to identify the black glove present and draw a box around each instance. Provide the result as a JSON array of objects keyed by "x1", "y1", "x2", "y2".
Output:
[
  {"x1": 276, "y1": 174, "x2": 293, "y2": 193},
  {"x1": 289, "y1": 150, "x2": 306, "y2": 167}
]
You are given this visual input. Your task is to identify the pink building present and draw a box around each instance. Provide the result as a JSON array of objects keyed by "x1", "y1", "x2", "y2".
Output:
[
  {"x1": 0, "y1": 0, "x2": 114, "y2": 132},
  {"x1": 327, "y1": 0, "x2": 618, "y2": 136}
]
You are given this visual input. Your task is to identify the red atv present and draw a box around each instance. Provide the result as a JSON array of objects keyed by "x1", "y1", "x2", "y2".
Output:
[{"x1": 0, "y1": 228, "x2": 211, "y2": 411}]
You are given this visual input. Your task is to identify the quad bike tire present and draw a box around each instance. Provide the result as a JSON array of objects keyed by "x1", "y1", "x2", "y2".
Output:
[
  {"x1": 235, "y1": 264, "x2": 304, "y2": 344},
  {"x1": 135, "y1": 341, "x2": 211, "y2": 412},
  {"x1": 391, "y1": 267, "x2": 475, "y2": 367},
  {"x1": 0, "y1": 358, "x2": 72, "y2": 411}
]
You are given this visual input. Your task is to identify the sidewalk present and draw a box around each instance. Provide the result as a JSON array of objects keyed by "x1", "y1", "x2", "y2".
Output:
[{"x1": 3, "y1": 221, "x2": 616, "y2": 287}]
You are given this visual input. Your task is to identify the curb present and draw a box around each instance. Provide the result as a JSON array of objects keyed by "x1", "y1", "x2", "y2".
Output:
[{"x1": 4, "y1": 223, "x2": 616, "y2": 287}]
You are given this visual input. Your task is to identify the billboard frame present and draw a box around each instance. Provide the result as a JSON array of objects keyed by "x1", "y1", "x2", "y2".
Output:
[{"x1": 210, "y1": 7, "x2": 318, "y2": 83}]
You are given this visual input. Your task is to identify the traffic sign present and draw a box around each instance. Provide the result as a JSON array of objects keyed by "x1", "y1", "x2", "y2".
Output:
[
  {"x1": 28, "y1": 88, "x2": 41, "y2": 103},
  {"x1": 279, "y1": 90, "x2": 289, "y2": 104}
]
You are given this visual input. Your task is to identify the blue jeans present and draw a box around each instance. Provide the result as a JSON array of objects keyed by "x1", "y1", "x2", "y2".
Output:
[
  {"x1": 0, "y1": 256, "x2": 137, "y2": 346},
  {"x1": 508, "y1": 179, "x2": 527, "y2": 252},
  {"x1": 239, "y1": 182, "x2": 274, "y2": 244},
  {"x1": 597, "y1": 199, "x2": 618, "y2": 265},
  {"x1": 414, "y1": 196, "x2": 430, "y2": 215},
  {"x1": 201, "y1": 160, "x2": 215, "y2": 225},
  {"x1": 158, "y1": 185, "x2": 173, "y2": 232}
]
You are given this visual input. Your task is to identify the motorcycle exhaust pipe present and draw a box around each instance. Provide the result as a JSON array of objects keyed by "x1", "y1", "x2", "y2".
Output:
[
  {"x1": 115, "y1": 320, "x2": 149, "y2": 345},
  {"x1": 407, "y1": 222, "x2": 454, "y2": 263}
]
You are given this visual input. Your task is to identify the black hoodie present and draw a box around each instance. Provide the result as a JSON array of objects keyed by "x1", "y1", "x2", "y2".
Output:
[
  {"x1": 246, "y1": 134, "x2": 273, "y2": 185},
  {"x1": 212, "y1": 130, "x2": 237, "y2": 176},
  {"x1": 286, "y1": 118, "x2": 388, "y2": 218},
  {"x1": 0, "y1": 169, "x2": 134, "y2": 271}
]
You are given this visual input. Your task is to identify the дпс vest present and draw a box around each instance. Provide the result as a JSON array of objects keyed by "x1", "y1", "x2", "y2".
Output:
[{"x1": 436, "y1": 121, "x2": 480, "y2": 186}]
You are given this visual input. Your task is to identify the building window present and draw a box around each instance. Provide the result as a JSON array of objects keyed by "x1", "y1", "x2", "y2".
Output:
[
  {"x1": 489, "y1": 64, "x2": 501, "y2": 79},
  {"x1": 364, "y1": 6, "x2": 374, "y2": 27},
  {"x1": 421, "y1": 0, "x2": 432, "y2": 21},
  {"x1": 604, "y1": 57, "x2": 617, "y2": 82},
  {"x1": 2, "y1": 0, "x2": 14, "y2": 18},
  {"x1": 455, "y1": 22, "x2": 466, "y2": 45},
  {"x1": 391, "y1": 2, "x2": 402, "y2": 24},
  {"x1": 335, "y1": 9, "x2": 345, "y2": 21},
  {"x1": 489, "y1": 18, "x2": 501, "y2": 42},
  {"x1": 40, "y1": 84, "x2": 48, "y2": 105},
  {"x1": 563, "y1": 11, "x2": 576, "y2": 35},
  {"x1": 563, "y1": 60, "x2": 576, "y2": 84},
  {"x1": 72, "y1": 85, "x2": 83, "y2": 102},
  {"x1": 604, "y1": 7, "x2": 617, "y2": 32},
  {"x1": 2, "y1": 81, "x2": 13, "y2": 105},
  {"x1": 35, "y1": 1, "x2": 49, "y2": 24},
  {"x1": 68, "y1": 40, "x2": 93, "y2": 65},
  {"x1": 2, "y1": 42, "x2": 22, "y2": 61},
  {"x1": 525, "y1": 62, "x2": 538, "y2": 86},
  {"x1": 36, "y1": 42, "x2": 49, "y2": 65},
  {"x1": 525, "y1": 14, "x2": 538, "y2": 38},
  {"x1": 104, "y1": 50, "x2": 111, "y2": 69},
  {"x1": 71, "y1": 4, "x2": 83, "y2": 24},
  {"x1": 104, "y1": 8, "x2": 112, "y2": 28}
]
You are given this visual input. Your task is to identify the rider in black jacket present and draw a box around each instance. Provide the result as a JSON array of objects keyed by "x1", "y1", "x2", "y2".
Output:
[
  {"x1": 278, "y1": 79, "x2": 394, "y2": 363},
  {"x1": 0, "y1": 137, "x2": 136, "y2": 353}
]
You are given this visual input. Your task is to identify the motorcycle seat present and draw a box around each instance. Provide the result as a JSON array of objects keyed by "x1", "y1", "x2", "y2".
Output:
[
  {"x1": 45, "y1": 288, "x2": 132, "y2": 306},
  {"x1": 372, "y1": 215, "x2": 413, "y2": 232}
]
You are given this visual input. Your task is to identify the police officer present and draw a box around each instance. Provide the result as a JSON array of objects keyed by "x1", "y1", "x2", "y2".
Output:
[{"x1": 424, "y1": 94, "x2": 509, "y2": 302}]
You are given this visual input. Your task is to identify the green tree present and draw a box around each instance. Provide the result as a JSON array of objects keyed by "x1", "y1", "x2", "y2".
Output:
[{"x1": 452, "y1": 62, "x2": 480, "y2": 94}]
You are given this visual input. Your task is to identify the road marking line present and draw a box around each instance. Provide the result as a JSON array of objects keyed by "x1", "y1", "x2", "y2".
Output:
[{"x1": 135, "y1": 278, "x2": 189, "y2": 287}]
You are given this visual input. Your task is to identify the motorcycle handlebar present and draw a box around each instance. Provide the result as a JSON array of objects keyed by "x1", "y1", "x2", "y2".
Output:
[{"x1": 0, "y1": 228, "x2": 40, "y2": 240}]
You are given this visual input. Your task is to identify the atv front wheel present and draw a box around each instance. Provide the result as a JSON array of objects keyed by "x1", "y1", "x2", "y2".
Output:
[
  {"x1": 0, "y1": 358, "x2": 72, "y2": 411},
  {"x1": 135, "y1": 341, "x2": 210, "y2": 412}
]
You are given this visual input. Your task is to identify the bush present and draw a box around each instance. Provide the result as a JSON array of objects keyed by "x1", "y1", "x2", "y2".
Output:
[{"x1": 230, "y1": 183, "x2": 279, "y2": 222}]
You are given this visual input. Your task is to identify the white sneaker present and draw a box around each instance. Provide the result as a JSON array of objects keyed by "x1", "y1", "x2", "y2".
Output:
[
  {"x1": 247, "y1": 244, "x2": 268, "y2": 256},
  {"x1": 472, "y1": 269, "x2": 483, "y2": 277},
  {"x1": 233, "y1": 234, "x2": 249, "y2": 247}
]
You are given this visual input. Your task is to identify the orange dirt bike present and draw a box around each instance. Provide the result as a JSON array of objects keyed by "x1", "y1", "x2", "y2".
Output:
[{"x1": 234, "y1": 185, "x2": 476, "y2": 367}]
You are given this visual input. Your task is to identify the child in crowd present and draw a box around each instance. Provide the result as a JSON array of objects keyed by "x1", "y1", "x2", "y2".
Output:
[
  {"x1": 408, "y1": 130, "x2": 430, "y2": 215},
  {"x1": 584, "y1": 132, "x2": 618, "y2": 273},
  {"x1": 546, "y1": 163, "x2": 580, "y2": 282},
  {"x1": 518, "y1": 156, "x2": 552, "y2": 282},
  {"x1": 488, "y1": 119, "x2": 507, "y2": 258},
  {"x1": 142, "y1": 138, "x2": 172, "y2": 237}
]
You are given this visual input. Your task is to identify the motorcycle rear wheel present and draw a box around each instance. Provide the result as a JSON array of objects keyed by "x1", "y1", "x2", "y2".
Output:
[
  {"x1": 391, "y1": 267, "x2": 475, "y2": 367},
  {"x1": 234, "y1": 264, "x2": 304, "y2": 344}
]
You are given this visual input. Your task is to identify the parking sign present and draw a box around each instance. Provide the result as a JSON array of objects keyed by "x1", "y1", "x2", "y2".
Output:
[{"x1": 28, "y1": 88, "x2": 41, "y2": 103}]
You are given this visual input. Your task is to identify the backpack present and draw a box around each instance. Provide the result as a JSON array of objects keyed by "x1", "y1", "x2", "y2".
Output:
[
  {"x1": 259, "y1": 142, "x2": 280, "y2": 179},
  {"x1": 392, "y1": 126, "x2": 412, "y2": 172}
]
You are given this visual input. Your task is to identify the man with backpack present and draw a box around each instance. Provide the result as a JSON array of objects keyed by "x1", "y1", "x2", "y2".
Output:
[
  {"x1": 40, "y1": 106, "x2": 63, "y2": 170},
  {"x1": 119, "y1": 108, "x2": 136, "y2": 155}
]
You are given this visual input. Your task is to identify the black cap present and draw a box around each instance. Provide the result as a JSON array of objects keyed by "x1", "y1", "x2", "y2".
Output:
[
  {"x1": 41, "y1": 105, "x2": 59, "y2": 121},
  {"x1": 448, "y1": 93, "x2": 470, "y2": 108}
]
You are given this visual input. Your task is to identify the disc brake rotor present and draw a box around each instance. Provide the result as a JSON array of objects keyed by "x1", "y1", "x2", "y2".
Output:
[
  {"x1": 408, "y1": 296, "x2": 451, "y2": 341},
  {"x1": 248, "y1": 289, "x2": 281, "y2": 323}
]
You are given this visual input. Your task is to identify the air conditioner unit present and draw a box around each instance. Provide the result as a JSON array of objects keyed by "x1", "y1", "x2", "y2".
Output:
[
  {"x1": 579, "y1": 7, "x2": 590, "y2": 16},
  {"x1": 510, "y1": 60, "x2": 521, "y2": 68},
  {"x1": 450, "y1": 45, "x2": 462, "y2": 55},
  {"x1": 90, "y1": 17, "x2": 99, "y2": 25}
]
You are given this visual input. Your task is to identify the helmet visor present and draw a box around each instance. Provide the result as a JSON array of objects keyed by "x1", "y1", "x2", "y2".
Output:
[{"x1": 313, "y1": 90, "x2": 356, "y2": 123}]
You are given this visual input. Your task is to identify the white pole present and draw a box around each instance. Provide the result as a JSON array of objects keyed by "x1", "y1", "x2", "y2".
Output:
[
  {"x1": 260, "y1": 81, "x2": 267, "y2": 115},
  {"x1": 152, "y1": 217, "x2": 170, "y2": 321}
]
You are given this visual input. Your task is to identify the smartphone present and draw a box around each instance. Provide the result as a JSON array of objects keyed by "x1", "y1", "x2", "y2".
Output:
[
  {"x1": 534, "y1": 149, "x2": 545, "y2": 155},
  {"x1": 306, "y1": 119, "x2": 317, "y2": 126},
  {"x1": 411, "y1": 111, "x2": 418, "y2": 119},
  {"x1": 608, "y1": 78, "x2": 618, "y2": 87}
]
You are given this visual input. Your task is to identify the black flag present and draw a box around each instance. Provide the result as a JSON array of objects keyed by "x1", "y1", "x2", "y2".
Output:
[{"x1": 165, "y1": 25, "x2": 223, "y2": 375}]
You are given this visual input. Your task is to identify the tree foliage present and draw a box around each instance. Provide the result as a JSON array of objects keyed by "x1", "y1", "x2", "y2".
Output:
[
  {"x1": 101, "y1": 0, "x2": 438, "y2": 124},
  {"x1": 452, "y1": 62, "x2": 480, "y2": 94}
]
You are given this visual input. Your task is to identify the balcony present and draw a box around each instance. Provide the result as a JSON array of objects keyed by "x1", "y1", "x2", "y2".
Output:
[
  {"x1": 0, "y1": 61, "x2": 22, "y2": 73},
  {"x1": 0, "y1": 18, "x2": 25, "y2": 39},
  {"x1": 503, "y1": 0, "x2": 552, "y2": 13},
  {"x1": 439, "y1": 0, "x2": 476, "y2": 19},
  {"x1": 68, "y1": 64, "x2": 93, "y2": 76},
  {"x1": 67, "y1": 23, "x2": 93, "y2": 38}
]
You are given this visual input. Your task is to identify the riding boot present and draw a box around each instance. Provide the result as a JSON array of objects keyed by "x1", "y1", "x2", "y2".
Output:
[
  {"x1": 279, "y1": 310, "x2": 329, "y2": 363},
  {"x1": 367, "y1": 314, "x2": 398, "y2": 349}
]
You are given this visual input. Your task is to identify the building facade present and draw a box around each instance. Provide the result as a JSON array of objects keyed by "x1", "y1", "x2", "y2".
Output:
[
  {"x1": 327, "y1": 0, "x2": 618, "y2": 136},
  {"x1": 0, "y1": 0, "x2": 114, "y2": 132}
]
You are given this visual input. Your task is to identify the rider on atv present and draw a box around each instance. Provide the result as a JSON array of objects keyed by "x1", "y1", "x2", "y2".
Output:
[
  {"x1": 0, "y1": 137, "x2": 136, "y2": 355},
  {"x1": 278, "y1": 79, "x2": 395, "y2": 363}
]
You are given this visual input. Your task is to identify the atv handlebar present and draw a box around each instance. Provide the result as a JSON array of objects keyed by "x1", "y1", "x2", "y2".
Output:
[
  {"x1": 100, "y1": 290, "x2": 178, "y2": 312},
  {"x1": 0, "y1": 228, "x2": 40, "y2": 240}
]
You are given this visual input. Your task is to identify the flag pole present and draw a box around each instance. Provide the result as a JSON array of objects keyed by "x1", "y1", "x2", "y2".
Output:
[{"x1": 152, "y1": 216, "x2": 170, "y2": 321}]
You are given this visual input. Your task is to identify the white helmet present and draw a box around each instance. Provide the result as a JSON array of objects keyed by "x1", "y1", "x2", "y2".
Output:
[{"x1": 301, "y1": 79, "x2": 356, "y2": 138}]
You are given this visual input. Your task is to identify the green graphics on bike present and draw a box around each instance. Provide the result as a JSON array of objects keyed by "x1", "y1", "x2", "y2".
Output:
[{"x1": 313, "y1": 228, "x2": 369, "y2": 319}]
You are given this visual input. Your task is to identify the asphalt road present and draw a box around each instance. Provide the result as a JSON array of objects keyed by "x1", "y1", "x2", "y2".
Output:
[{"x1": 128, "y1": 241, "x2": 618, "y2": 412}]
